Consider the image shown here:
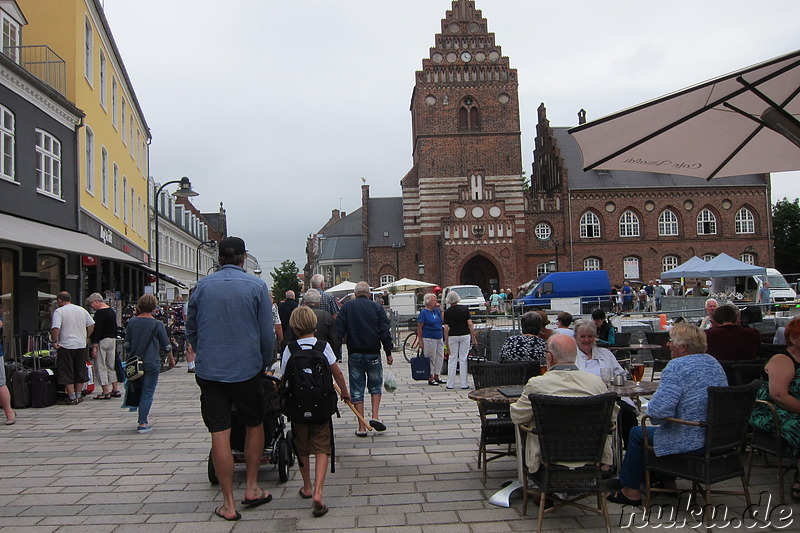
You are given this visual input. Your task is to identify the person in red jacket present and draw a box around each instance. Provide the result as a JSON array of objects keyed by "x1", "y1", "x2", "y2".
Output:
[{"x1": 704, "y1": 303, "x2": 761, "y2": 361}]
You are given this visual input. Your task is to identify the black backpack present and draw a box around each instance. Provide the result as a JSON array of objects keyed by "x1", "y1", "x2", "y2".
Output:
[{"x1": 282, "y1": 340, "x2": 339, "y2": 424}]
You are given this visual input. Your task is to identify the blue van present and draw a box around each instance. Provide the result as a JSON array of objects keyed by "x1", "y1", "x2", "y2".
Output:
[{"x1": 514, "y1": 270, "x2": 612, "y2": 311}]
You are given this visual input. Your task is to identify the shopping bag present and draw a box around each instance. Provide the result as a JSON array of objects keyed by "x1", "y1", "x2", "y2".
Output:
[
  {"x1": 384, "y1": 370, "x2": 397, "y2": 392},
  {"x1": 410, "y1": 351, "x2": 430, "y2": 381}
]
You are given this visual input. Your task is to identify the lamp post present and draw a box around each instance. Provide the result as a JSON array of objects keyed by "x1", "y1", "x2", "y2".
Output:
[
  {"x1": 391, "y1": 242, "x2": 406, "y2": 278},
  {"x1": 154, "y1": 177, "x2": 198, "y2": 292},
  {"x1": 195, "y1": 240, "x2": 216, "y2": 281}
]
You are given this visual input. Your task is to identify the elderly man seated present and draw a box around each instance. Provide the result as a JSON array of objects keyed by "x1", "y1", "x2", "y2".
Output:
[
  {"x1": 510, "y1": 334, "x2": 616, "y2": 476},
  {"x1": 698, "y1": 298, "x2": 718, "y2": 330},
  {"x1": 705, "y1": 303, "x2": 761, "y2": 361}
]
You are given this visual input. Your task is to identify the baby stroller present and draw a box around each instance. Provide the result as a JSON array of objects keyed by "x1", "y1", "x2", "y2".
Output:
[{"x1": 207, "y1": 374, "x2": 294, "y2": 484}]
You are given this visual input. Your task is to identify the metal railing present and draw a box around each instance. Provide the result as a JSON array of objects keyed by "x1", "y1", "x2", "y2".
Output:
[{"x1": 2, "y1": 45, "x2": 67, "y2": 97}]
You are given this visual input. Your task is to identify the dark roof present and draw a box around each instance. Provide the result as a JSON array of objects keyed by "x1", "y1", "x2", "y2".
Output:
[
  {"x1": 324, "y1": 208, "x2": 362, "y2": 237},
  {"x1": 367, "y1": 197, "x2": 404, "y2": 247},
  {"x1": 319, "y1": 236, "x2": 362, "y2": 261},
  {"x1": 552, "y1": 128, "x2": 768, "y2": 190}
]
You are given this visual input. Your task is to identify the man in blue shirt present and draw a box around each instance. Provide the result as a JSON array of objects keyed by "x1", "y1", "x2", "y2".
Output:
[{"x1": 187, "y1": 237, "x2": 275, "y2": 521}]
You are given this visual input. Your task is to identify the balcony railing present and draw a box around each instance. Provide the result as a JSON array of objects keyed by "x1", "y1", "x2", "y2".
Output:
[{"x1": 2, "y1": 45, "x2": 67, "y2": 97}]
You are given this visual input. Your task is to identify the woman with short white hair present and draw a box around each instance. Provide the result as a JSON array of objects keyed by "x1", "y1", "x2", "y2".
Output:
[
  {"x1": 443, "y1": 291, "x2": 476, "y2": 389},
  {"x1": 415, "y1": 293, "x2": 444, "y2": 385}
]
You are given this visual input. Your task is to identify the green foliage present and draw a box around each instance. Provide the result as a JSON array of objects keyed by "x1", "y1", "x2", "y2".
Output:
[
  {"x1": 773, "y1": 198, "x2": 800, "y2": 275},
  {"x1": 271, "y1": 260, "x2": 301, "y2": 299},
  {"x1": 519, "y1": 170, "x2": 530, "y2": 193}
]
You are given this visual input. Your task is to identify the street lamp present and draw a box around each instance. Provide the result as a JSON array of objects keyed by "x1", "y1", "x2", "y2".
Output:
[
  {"x1": 154, "y1": 177, "x2": 198, "y2": 289},
  {"x1": 418, "y1": 262, "x2": 425, "y2": 276},
  {"x1": 195, "y1": 240, "x2": 216, "y2": 281},
  {"x1": 391, "y1": 242, "x2": 406, "y2": 278}
]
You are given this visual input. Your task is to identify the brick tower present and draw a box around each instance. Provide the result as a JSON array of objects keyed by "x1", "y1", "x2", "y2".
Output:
[{"x1": 399, "y1": 0, "x2": 525, "y2": 292}]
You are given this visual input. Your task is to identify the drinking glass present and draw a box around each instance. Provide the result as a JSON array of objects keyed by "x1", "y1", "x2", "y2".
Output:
[
  {"x1": 630, "y1": 353, "x2": 645, "y2": 391},
  {"x1": 600, "y1": 367, "x2": 614, "y2": 387}
]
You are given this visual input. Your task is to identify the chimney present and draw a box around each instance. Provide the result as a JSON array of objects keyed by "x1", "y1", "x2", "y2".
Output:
[{"x1": 578, "y1": 109, "x2": 587, "y2": 125}]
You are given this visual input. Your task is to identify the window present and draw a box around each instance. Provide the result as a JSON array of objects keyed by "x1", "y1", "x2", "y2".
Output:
[
  {"x1": 380, "y1": 274, "x2": 395, "y2": 285},
  {"x1": 735, "y1": 208, "x2": 755, "y2": 234},
  {"x1": 99, "y1": 50, "x2": 107, "y2": 108},
  {"x1": 122, "y1": 176, "x2": 127, "y2": 222},
  {"x1": 130, "y1": 186, "x2": 135, "y2": 232},
  {"x1": 619, "y1": 210, "x2": 640, "y2": 237},
  {"x1": 129, "y1": 116, "x2": 133, "y2": 156},
  {"x1": 111, "y1": 77, "x2": 118, "y2": 128},
  {"x1": 584, "y1": 258, "x2": 601, "y2": 271},
  {"x1": 697, "y1": 209, "x2": 717, "y2": 235},
  {"x1": 84, "y1": 16, "x2": 93, "y2": 82},
  {"x1": 85, "y1": 127, "x2": 94, "y2": 194},
  {"x1": 113, "y1": 164, "x2": 119, "y2": 216},
  {"x1": 702, "y1": 254, "x2": 716, "y2": 262},
  {"x1": 537, "y1": 262, "x2": 555, "y2": 276},
  {"x1": 658, "y1": 209, "x2": 679, "y2": 236},
  {"x1": 0, "y1": 105, "x2": 14, "y2": 181},
  {"x1": 100, "y1": 147, "x2": 108, "y2": 205},
  {"x1": 470, "y1": 174, "x2": 483, "y2": 200},
  {"x1": 662, "y1": 255, "x2": 679, "y2": 273},
  {"x1": 458, "y1": 96, "x2": 480, "y2": 131},
  {"x1": 2, "y1": 12, "x2": 20, "y2": 63},
  {"x1": 740, "y1": 253, "x2": 755, "y2": 265},
  {"x1": 535, "y1": 222, "x2": 552, "y2": 240},
  {"x1": 580, "y1": 211, "x2": 601, "y2": 238},
  {"x1": 121, "y1": 100, "x2": 127, "y2": 145},
  {"x1": 35, "y1": 129, "x2": 61, "y2": 197}
]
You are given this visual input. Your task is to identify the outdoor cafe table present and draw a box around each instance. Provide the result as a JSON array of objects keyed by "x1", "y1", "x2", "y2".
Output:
[{"x1": 469, "y1": 380, "x2": 659, "y2": 507}]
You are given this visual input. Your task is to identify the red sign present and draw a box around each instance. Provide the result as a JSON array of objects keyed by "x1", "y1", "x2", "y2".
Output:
[{"x1": 82, "y1": 256, "x2": 98, "y2": 266}]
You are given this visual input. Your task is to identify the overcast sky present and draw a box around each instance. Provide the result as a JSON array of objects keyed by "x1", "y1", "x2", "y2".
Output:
[{"x1": 100, "y1": 0, "x2": 800, "y2": 277}]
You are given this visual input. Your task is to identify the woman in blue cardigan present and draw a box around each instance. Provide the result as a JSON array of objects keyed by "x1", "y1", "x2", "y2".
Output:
[{"x1": 608, "y1": 323, "x2": 727, "y2": 506}]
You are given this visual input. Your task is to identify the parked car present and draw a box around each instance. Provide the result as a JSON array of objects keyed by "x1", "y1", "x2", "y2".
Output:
[{"x1": 442, "y1": 285, "x2": 487, "y2": 314}]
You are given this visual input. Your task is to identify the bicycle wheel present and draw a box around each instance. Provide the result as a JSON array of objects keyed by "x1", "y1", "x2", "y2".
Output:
[{"x1": 402, "y1": 332, "x2": 418, "y2": 363}]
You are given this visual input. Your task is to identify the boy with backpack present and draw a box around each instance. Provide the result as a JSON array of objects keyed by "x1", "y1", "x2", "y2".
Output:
[{"x1": 281, "y1": 306, "x2": 350, "y2": 517}]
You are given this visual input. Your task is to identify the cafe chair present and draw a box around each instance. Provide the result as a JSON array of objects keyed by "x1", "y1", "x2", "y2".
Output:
[
  {"x1": 730, "y1": 361, "x2": 766, "y2": 387},
  {"x1": 642, "y1": 381, "x2": 760, "y2": 525},
  {"x1": 745, "y1": 399, "x2": 796, "y2": 504},
  {"x1": 473, "y1": 361, "x2": 538, "y2": 482},
  {"x1": 644, "y1": 331, "x2": 671, "y2": 380},
  {"x1": 522, "y1": 392, "x2": 617, "y2": 533},
  {"x1": 758, "y1": 343, "x2": 787, "y2": 360}
]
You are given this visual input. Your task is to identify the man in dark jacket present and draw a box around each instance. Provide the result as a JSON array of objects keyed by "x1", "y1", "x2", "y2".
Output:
[
  {"x1": 335, "y1": 281, "x2": 393, "y2": 436},
  {"x1": 277, "y1": 290, "x2": 298, "y2": 337},
  {"x1": 705, "y1": 303, "x2": 761, "y2": 361}
]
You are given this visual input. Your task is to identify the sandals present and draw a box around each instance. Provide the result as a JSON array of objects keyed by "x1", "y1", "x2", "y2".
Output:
[
  {"x1": 110, "y1": 391, "x2": 122, "y2": 398},
  {"x1": 93, "y1": 394, "x2": 112, "y2": 400},
  {"x1": 607, "y1": 490, "x2": 642, "y2": 506}
]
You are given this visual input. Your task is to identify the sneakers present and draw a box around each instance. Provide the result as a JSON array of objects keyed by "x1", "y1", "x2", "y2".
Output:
[
  {"x1": 187, "y1": 368, "x2": 195, "y2": 374},
  {"x1": 137, "y1": 425, "x2": 153, "y2": 434}
]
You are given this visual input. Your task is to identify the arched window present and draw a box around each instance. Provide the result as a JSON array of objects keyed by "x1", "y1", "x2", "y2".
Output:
[
  {"x1": 380, "y1": 274, "x2": 395, "y2": 286},
  {"x1": 580, "y1": 211, "x2": 601, "y2": 238},
  {"x1": 584, "y1": 258, "x2": 601, "y2": 271},
  {"x1": 458, "y1": 96, "x2": 480, "y2": 131},
  {"x1": 735, "y1": 208, "x2": 755, "y2": 234},
  {"x1": 697, "y1": 209, "x2": 717, "y2": 235},
  {"x1": 658, "y1": 209, "x2": 679, "y2": 236},
  {"x1": 702, "y1": 253, "x2": 716, "y2": 262},
  {"x1": 619, "y1": 210, "x2": 640, "y2": 237},
  {"x1": 537, "y1": 262, "x2": 555, "y2": 276},
  {"x1": 662, "y1": 255, "x2": 679, "y2": 273},
  {"x1": 740, "y1": 253, "x2": 755, "y2": 265}
]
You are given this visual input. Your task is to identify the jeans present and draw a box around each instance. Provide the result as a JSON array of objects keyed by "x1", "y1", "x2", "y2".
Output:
[
  {"x1": 137, "y1": 360, "x2": 160, "y2": 425},
  {"x1": 620, "y1": 426, "x2": 704, "y2": 490},
  {"x1": 348, "y1": 352, "x2": 382, "y2": 403},
  {"x1": 446, "y1": 335, "x2": 471, "y2": 388}
]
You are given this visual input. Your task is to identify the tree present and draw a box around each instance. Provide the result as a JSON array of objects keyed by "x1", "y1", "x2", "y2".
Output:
[
  {"x1": 271, "y1": 260, "x2": 302, "y2": 300},
  {"x1": 773, "y1": 198, "x2": 800, "y2": 275}
]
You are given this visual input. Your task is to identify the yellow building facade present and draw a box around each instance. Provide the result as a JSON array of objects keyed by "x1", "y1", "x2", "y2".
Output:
[{"x1": 19, "y1": 0, "x2": 151, "y2": 262}]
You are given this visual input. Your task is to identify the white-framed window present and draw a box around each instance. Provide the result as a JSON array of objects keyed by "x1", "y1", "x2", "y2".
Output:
[
  {"x1": 84, "y1": 16, "x2": 93, "y2": 83},
  {"x1": 662, "y1": 255, "x2": 679, "y2": 273},
  {"x1": 130, "y1": 186, "x2": 135, "y2": 232},
  {"x1": 535, "y1": 222, "x2": 552, "y2": 240},
  {"x1": 121, "y1": 100, "x2": 127, "y2": 145},
  {"x1": 735, "y1": 207, "x2": 755, "y2": 234},
  {"x1": 113, "y1": 163, "x2": 119, "y2": 216},
  {"x1": 579, "y1": 211, "x2": 601, "y2": 238},
  {"x1": 100, "y1": 147, "x2": 108, "y2": 205},
  {"x1": 0, "y1": 104, "x2": 14, "y2": 181},
  {"x1": 537, "y1": 262, "x2": 556, "y2": 276},
  {"x1": 380, "y1": 274, "x2": 395, "y2": 285},
  {"x1": 99, "y1": 50, "x2": 107, "y2": 108},
  {"x1": 128, "y1": 116, "x2": 133, "y2": 156},
  {"x1": 122, "y1": 176, "x2": 128, "y2": 223},
  {"x1": 619, "y1": 210, "x2": 640, "y2": 237},
  {"x1": 740, "y1": 253, "x2": 755, "y2": 265},
  {"x1": 2, "y1": 12, "x2": 20, "y2": 63},
  {"x1": 697, "y1": 209, "x2": 717, "y2": 235},
  {"x1": 658, "y1": 209, "x2": 679, "y2": 236},
  {"x1": 584, "y1": 257, "x2": 601, "y2": 271},
  {"x1": 702, "y1": 253, "x2": 716, "y2": 262},
  {"x1": 85, "y1": 127, "x2": 94, "y2": 194},
  {"x1": 111, "y1": 77, "x2": 118, "y2": 128},
  {"x1": 35, "y1": 129, "x2": 61, "y2": 197}
]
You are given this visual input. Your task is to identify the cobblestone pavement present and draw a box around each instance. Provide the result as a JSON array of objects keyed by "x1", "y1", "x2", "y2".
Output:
[{"x1": 0, "y1": 351, "x2": 796, "y2": 532}]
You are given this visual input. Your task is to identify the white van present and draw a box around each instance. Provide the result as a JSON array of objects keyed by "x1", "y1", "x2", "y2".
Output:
[
  {"x1": 736, "y1": 268, "x2": 797, "y2": 302},
  {"x1": 442, "y1": 285, "x2": 487, "y2": 314}
]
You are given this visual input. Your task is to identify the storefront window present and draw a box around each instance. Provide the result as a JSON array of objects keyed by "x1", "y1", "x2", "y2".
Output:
[
  {"x1": 1, "y1": 249, "x2": 13, "y2": 359},
  {"x1": 37, "y1": 253, "x2": 62, "y2": 331}
]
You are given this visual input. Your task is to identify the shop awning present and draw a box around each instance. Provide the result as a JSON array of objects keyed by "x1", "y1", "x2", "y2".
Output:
[{"x1": 0, "y1": 213, "x2": 142, "y2": 264}]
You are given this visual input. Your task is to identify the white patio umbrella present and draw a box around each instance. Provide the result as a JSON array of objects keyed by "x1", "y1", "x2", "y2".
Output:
[
  {"x1": 569, "y1": 49, "x2": 800, "y2": 180},
  {"x1": 324, "y1": 280, "x2": 357, "y2": 295},
  {"x1": 374, "y1": 277, "x2": 436, "y2": 292}
]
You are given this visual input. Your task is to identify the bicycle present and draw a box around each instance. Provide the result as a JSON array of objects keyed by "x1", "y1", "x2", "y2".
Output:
[{"x1": 402, "y1": 332, "x2": 419, "y2": 363}]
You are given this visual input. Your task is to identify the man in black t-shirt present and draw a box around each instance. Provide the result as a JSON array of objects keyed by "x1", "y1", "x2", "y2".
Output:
[{"x1": 443, "y1": 292, "x2": 477, "y2": 389}]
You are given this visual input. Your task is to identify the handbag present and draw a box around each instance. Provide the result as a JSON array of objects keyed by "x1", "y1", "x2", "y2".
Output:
[
  {"x1": 410, "y1": 349, "x2": 431, "y2": 381},
  {"x1": 125, "y1": 322, "x2": 159, "y2": 381}
]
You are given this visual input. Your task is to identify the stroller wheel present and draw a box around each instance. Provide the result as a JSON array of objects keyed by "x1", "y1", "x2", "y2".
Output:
[
  {"x1": 207, "y1": 452, "x2": 219, "y2": 485},
  {"x1": 277, "y1": 439, "x2": 290, "y2": 482},
  {"x1": 286, "y1": 429, "x2": 295, "y2": 467}
]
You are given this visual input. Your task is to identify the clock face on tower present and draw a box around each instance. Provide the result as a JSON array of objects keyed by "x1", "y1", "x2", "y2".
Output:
[{"x1": 460, "y1": 51, "x2": 472, "y2": 63}]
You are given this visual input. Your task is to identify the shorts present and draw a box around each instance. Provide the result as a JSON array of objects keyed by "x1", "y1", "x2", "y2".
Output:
[
  {"x1": 347, "y1": 352, "x2": 382, "y2": 403},
  {"x1": 56, "y1": 347, "x2": 89, "y2": 386},
  {"x1": 291, "y1": 421, "x2": 331, "y2": 456},
  {"x1": 196, "y1": 372, "x2": 266, "y2": 433}
]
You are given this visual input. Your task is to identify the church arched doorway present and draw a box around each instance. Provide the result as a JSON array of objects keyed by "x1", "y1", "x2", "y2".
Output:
[{"x1": 460, "y1": 255, "x2": 500, "y2": 294}]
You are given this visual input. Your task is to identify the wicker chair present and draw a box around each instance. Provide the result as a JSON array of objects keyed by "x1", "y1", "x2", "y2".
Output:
[
  {"x1": 472, "y1": 361, "x2": 539, "y2": 481},
  {"x1": 745, "y1": 399, "x2": 796, "y2": 504},
  {"x1": 758, "y1": 343, "x2": 787, "y2": 360},
  {"x1": 644, "y1": 331, "x2": 671, "y2": 380},
  {"x1": 730, "y1": 361, "x2": 766, "y2": 387},
  {"x1": 522, "y1": 392, "x2": 617, "y2": 533},
  {"x1": 642, "y1": 380, "x2": 760, "y2": 525}
]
